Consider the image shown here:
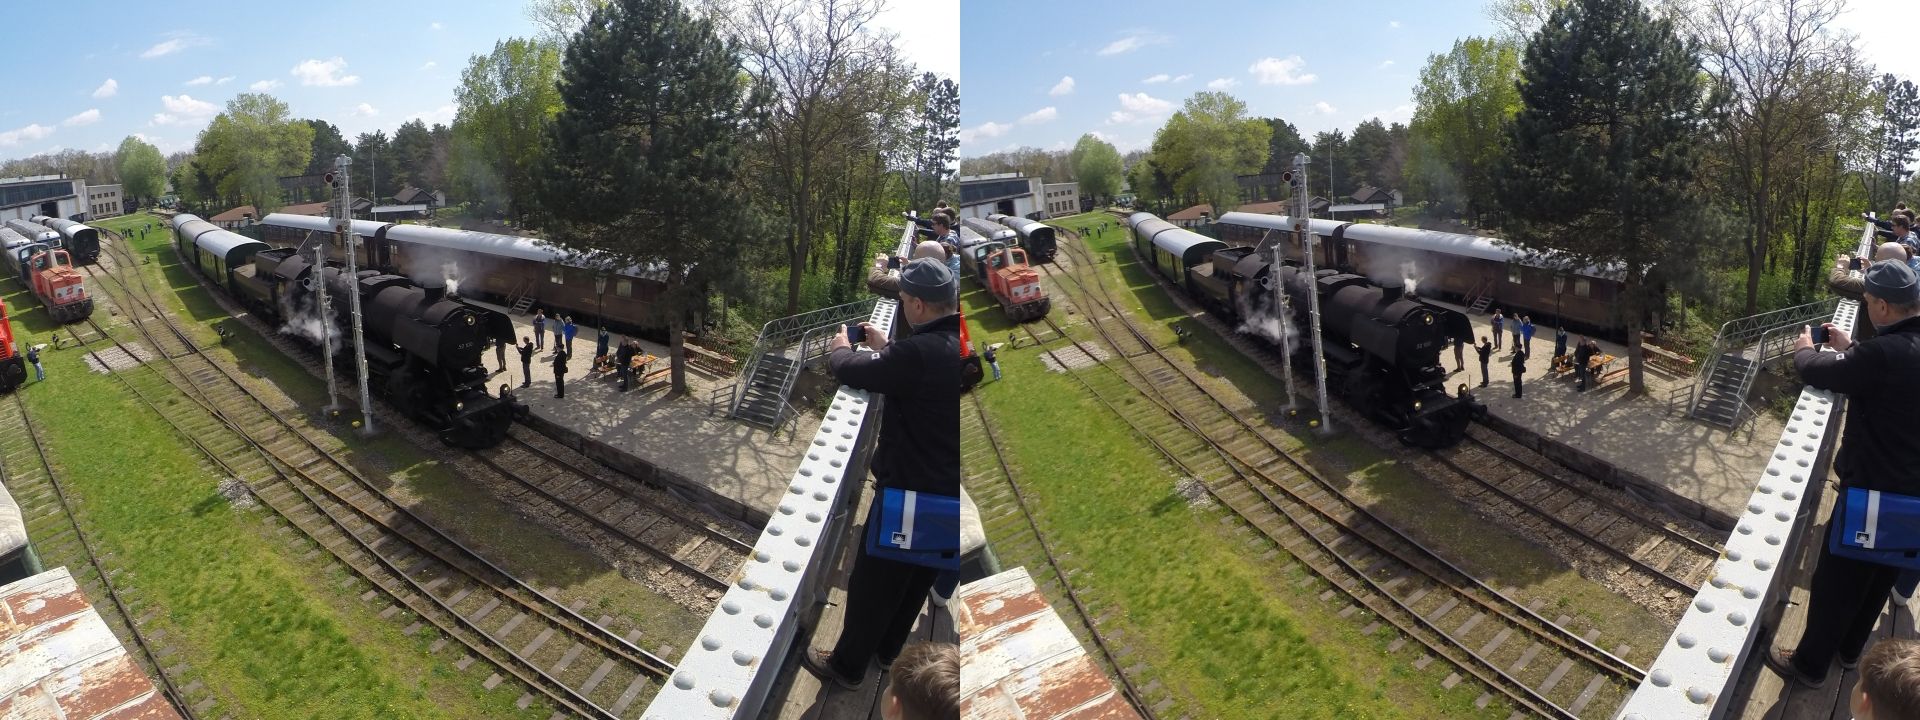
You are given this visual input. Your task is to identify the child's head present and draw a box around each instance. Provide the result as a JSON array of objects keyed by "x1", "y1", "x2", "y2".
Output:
[
  {"x1": 1856, "y1": 638, "x2": 1920, "y2": 720},
  {"x1": 881, "y1": 642, "x2": 959, "y2": 720}
]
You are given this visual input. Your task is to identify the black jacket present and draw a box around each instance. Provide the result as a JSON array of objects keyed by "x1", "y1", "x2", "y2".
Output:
[
  {"x1": 828, "y1": 313, "x2": 960, "y2": 496},
  {"x1": 1510, "y1": 351, "x2": 1527, "y2": 375},
  {"x1": 1476, "y1": 343, "x2": 1491, "y2": 364},
  {"x1": 552, "y1": 350, "x2": 569, "y2": 375},
  {"x1": 1796, "y1": 315, "x2": 1920, "y2": 493},
  {"x1": 519, "y1": 343, "x2": 534, "y2": 363}
]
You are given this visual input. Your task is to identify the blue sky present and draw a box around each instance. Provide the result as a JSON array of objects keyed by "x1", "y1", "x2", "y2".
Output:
[
  {"x1": 0, "y1": 0, "x2": 956, "y2": 163},
  {"x1": 959, "y1": 0, "x2": 1915, "y2": 157}
]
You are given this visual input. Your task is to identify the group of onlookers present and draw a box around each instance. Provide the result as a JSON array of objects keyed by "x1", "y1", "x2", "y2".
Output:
[{"x1": 1457, "y1": 309, "x2": 1603, "y2": 397}]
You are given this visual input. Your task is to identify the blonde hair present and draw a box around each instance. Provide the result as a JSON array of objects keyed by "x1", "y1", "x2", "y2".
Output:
[
  {"x1": 1862, "y1": 639, "x2": 1920, "y2": 719},
  {"x1": 888, "y1": 642, "x2": 959, "y2": 720}
]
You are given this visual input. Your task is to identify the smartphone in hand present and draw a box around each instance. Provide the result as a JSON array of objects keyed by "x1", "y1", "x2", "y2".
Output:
[
  {"x1": 1851, "y1": 257, "x2": 1864, "y2": 271},
  {"x1": 1813, "y1": 324, "x2": 1830, "y2": 345},
  {"x1": 887, "y1": 256, "x2": 902, "y2": 270},
  {"x1": 846, "y1": 323, "x2": 865, "y2": 344}
]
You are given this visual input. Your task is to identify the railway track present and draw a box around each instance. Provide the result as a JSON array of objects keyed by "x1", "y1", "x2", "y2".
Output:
[
  {"x1": 0, "y1": 393, "x2": 201, "y2": 718},
  {"x1": 960, "y1": 392, "x2": 1157, "y2": 718},
  {"x1": 79, "y1": 229, "x2": 674, "y2": 718},
  {"x1": 1021, "y1": 228, "x2": 1643, "y2": 717}
]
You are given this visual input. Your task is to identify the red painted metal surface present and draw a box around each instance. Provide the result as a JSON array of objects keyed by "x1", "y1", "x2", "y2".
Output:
[
  {"x1": 0, "y1": 568, "x2": 180, "y2": 719},
  {"x1": 956, "y1": 568, "x2": 1141, "y2": 720}
]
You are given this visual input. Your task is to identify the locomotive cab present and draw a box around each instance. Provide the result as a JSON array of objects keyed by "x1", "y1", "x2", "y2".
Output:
[{"x1": 28, "y1": 249, "x2": 92, "y2": 324}]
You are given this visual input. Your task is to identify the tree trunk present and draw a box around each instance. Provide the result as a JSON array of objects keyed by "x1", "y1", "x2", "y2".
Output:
[
  {"x1": 1627, "y1": 277, "x2": 1646, "y2": 396},
  {"x1": 668, "y1": 270, "x2": 688, "y2": 397}
]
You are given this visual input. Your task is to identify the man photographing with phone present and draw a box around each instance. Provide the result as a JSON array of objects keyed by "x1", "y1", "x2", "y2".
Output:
[
  {"x1": 805, "y1": 257, "x2": 962, "y2": 690},
  {"x1": 1770, "y1": 259, "x2": 1920, "y2": 687},
  {"x1": 1829, "y1": 242, "x2": 1916, "y2": 341}
]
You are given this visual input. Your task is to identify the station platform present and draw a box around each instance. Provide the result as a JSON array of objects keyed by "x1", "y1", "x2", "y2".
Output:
[
  {"x1": 465, "y1": 299, "x2": 820, "y2": 526},
  {"x1": 1433, "y1": 300, "x2": 1782, "y2": 529}
]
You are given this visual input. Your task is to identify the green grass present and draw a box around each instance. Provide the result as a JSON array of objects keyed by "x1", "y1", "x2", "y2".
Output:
[
  {"x1": 957, "y1": 211, "x2": 1670, "y2": 716},
  {"x1": 1, "y1": 212, "x2": 698, "y2": 717}
]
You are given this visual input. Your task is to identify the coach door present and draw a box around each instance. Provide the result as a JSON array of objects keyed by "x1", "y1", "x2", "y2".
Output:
[
  {"x1": 1329, "y1": 223, "x2": 1353, "y2": 269},
  {"x1": 371, "y1": 227, "x2": 395, "y2": 269}
]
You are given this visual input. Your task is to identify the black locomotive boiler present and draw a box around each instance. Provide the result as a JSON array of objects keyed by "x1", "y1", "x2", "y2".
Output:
[{"x1": 1134, "y1": 213, "x2": 1485, "y2": 448}]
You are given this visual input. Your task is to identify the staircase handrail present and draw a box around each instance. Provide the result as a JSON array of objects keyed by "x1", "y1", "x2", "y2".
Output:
[
  {"x1": 1686, "y1": 298, "x2": 1839, "y2": 420},
  {"x1": 727, "y1": 297, "x2": 880, "y2": 418}
]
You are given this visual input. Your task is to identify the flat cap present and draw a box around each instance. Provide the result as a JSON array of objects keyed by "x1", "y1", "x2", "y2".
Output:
[
  {"x1": 1866, "y1": 259, "x2": 1920, "y2": 305},
  {"x1": 898, "y1": 257, "x2": 956, "y2": 302}
]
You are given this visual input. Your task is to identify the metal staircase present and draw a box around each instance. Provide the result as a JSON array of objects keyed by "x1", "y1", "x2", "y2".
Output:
[
  {"x1": 720, "y1": 297, "x2": 879, "y2": 432},
  {"x1": 1682, "y1": 298, "x2": 1838, "y2": 429},
  {"x1": 506, "y1": 278, "x2": 537, "y2": 315},
  {"x1": 1464, "y1": 278, "x2": 1494, "y2": 314}
]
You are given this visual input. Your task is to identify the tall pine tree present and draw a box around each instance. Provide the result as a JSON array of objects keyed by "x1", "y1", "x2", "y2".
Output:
[
  {"x1": 1496, "y1": 0, "x2": 1713, "y2": 394},
  {"x1": 536, "y1": 0, "x2": 769, "y2": 395}
]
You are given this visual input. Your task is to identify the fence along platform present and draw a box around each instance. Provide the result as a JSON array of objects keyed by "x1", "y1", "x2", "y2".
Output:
[
  {"x1": 640, "y1": 222, "x2": 915, "y2": 719},
  {"x1": 1617, "y1": 218, "x2": 1878, "y2": 718}
]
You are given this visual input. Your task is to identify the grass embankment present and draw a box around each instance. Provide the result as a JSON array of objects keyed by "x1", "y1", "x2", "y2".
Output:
[
  {"x1": 0, "y1": 212, "x2": 695, "y2": 718},
  {"x1": 959, "y1": 211, "x2": 1668, "y2": 717}
]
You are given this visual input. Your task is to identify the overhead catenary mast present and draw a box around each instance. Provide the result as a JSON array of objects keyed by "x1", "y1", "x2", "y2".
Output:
[
  {"x1": 1294, "y1": 152, "x2": 1333, "y2": 434},
  {"x1": 331, "y1": 154, "x2": 376, "y2": 434}
]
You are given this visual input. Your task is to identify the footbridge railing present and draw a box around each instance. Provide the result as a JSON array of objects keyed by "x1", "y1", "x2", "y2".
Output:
[
  {"x1": 1618, "y1": 218, "x2": 1876, "y2": 718},
  {"x1": 642, "y1": 222, "x2": 915, "y2": 720}
]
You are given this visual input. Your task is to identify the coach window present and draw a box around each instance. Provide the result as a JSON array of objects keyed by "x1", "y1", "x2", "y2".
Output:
[
  {"x1": 1574, "y1": 278, "x2": 1591, "y2": 297},
  {"x1": 1508, "y1": 264, "x2": 1523, "y2": 285},
  {"x1": 550, "y1": 263, "x2": 565, "y2": 285},
  {"x1": 616, "y1": 278, "x2": 632, "y2": 298}
]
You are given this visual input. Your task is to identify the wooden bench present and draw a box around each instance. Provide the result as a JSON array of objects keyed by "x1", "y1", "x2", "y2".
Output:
[
  {"x1": 1640, "y1": 343, "x2": 1695, "y2": 376},
  {"x1": 1593, "y1": 365, "x2": 1630, "y2": 389},
  {"x1": 683, "y1": 343, "x2": 738, "y2": 377}
]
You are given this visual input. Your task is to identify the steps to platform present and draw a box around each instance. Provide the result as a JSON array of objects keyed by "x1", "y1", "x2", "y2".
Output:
[
  {"x1": 720, "y1": 298, "x2": 878, "y2": 431},
  {"x1": 1684, "y1": 299, "x2": 1837, "y2": 429}
]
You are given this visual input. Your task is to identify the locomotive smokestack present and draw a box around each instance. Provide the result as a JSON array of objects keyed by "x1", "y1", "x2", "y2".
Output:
[
  {"x1": 422, "y1": 278, "x2": 446, "y2": 303},
  {"x1": 1380, "y1": 279, "x2": 1404, "y2": 302}
]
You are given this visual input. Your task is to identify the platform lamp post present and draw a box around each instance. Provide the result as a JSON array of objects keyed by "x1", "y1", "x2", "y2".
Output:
[
  {"x1": 594, "y1": 270, "x2": 608, "y2": 326},
  {"x1": 1553, "y1": 272, "x2": 1565, "y2": 330}
]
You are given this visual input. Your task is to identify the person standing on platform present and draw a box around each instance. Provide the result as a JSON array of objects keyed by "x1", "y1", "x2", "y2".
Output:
[
  {"x1": 1510, "y1": 317, "x2": 1523, "y2": 352},
  {"x1": 1509, "y1": 348, "x2": 1527, "y2": 399},
  {"x1": 1574, "y1": 336, "x2": 1595, "y2": 392},
  {"x1": 1477, "y1": 337, "x2": 1492, "y2": 388},
  {"x1": 803, "y1": 258, "x2": 961, "y2": 691},
  {"x1": 494, "y1": 336, "x2": 507, "y2": 375},
  {"x1": 532, "y1": 310, "x2": 546, "y2": 351},
  {"x1": 26, "y1": 343, "x2": 43, "y2": 383},
  {"x1": 616, "y1": 338, "x2": 637, "y2": 392},
  {"x1": 1554, "y1": 326, "x2": 1569, "y2": 360},
  {"x1": 552, "y1": 346, "x2": 570, "y2": 399},
  {"x1": 984, "y1": 344, "x2": 1000, "y2": 381},
  {"x1": 1768, "y1": 260, "x2": 1920, "y2": 688},
  {"x1": 518, "y1": 337, "x2": 535, "y2": 388},
  {"x1": 1521, "y1": 316, "x2": 1535, "y2": 355},
  {"x1": 596, "y1": 325, "x2": 611, "y2": 361},
  {"x1": 561, "y1": 315, "x2": 576, "y2": 354},
  {"x1": 1453, "y1": 335, "x2": 1466, "y2": 373},
  {"x1": 1491, "y1": 310, "x2": 1504, "y2": 350}
]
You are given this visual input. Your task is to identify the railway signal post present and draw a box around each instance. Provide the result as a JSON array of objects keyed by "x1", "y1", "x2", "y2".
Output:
[
  {"x1": 316, "y1": 243, "x2": 338, "y2": 414},
  {"x1": 331, "y1": 155, "x2": 377, "y2": 434},
  {"x1": 1271, "y1": 200, "x2": 1297, "y2": 412},
  {"x1": 1294, "y1": 153, "x2": 1334, "y2": 435}
]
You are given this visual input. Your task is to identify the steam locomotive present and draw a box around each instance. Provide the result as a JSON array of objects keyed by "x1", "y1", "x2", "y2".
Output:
[
  {"x1": 171, "y1": 214, "x2": 526, "y2": 448},
  {"x1": 1128, "y1": 212, "x2": 1485, "y2": 448}
]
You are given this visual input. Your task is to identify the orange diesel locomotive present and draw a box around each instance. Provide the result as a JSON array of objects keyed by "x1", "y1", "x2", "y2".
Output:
[
  {"x1": 0, "y1": 297, "x2": 27, "y2": 392},
  {"x1": 19, "y1": 246, "x2": 92, "y2": 323}
]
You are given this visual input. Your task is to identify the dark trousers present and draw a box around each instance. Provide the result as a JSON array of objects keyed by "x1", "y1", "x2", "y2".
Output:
[
  {"x1": 827, "y1": 544, "x2": 941, "y2": 678},
  {"x1": 618, "y1": 365, "x2": 631, "y2": 391},
  {"x1": 1576, "y1": 366, "x2": 1588, "y2": 391},
  {"x1": 1512, "y1": 373, "x2": 1523, "y2": 398},
  {"x1": 1793, "y1": 536, "x2": 1905, "y2": 675},
  {"x1": 1454, "y1": 347, "x2": 1464, "y2": 371},
  {"x1": 1493, "y1": 329, "x2": 1502, "y2": 349},
  {"x1": 555, "y1": 374, "x2": 566, "y2": 398},
  {"x1": 496, "y1": 346, "x2": 506, "y2": 371},
  {"x1": 521, "y1": 361, "x2": 532, "y2": 387},
  {"x1": 534, "y1": 327, "x2": 545, "y2": 349},
  {"x1": 1479, "y1": 362, "x2": 1489, "y2": 387}
]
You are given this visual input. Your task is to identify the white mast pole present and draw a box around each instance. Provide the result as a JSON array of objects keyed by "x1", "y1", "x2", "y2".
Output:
[
  {"x1": 333, "y1": 154, "x2": 376, "y2": 434},
  {"x1": 1295, "y1": 153, "x2": 1333, "y2": 434}
]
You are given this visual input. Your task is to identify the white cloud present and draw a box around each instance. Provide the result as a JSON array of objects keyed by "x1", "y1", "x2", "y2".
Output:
[
  {"x1": 291, "y1": 57, "x2": 360, "y2": 87},
  {"x1": 216, "y1": 76, "x2": 233, "y2": 85},
  {"x1": 1142, "y1": 73, "x2": 1170, "y2": 84},
  {"x1": 140, "y1": 33, "x2": 206, "y2": 59},
  {"x1": 420, "y1": 61, "x2": 437, "y2": 71},
  {"x1": 1172, "y1": 74, "x2": 1192, "y2": 83},
  {"x1": 958, "y1": 121, "x2": 1012, "y2": 145},
  {"x1": 408, "y1": 104, "x2": 457, "y2": 126},
  {"x1": 151, "y1": 94, "x2": 218, "y2": 126},
  {"x1": 62, "y1": 109, "x2": 101, "y2": 127},
  {"x1": 1019, "y1": 107, "x2": 1057, "y2": 125},
  {"x1": 1098, "y1": 32, "x2": 1162, "y2": 56},
  {"x1": 352, "y1": 103, "x2": 380, "y2": 117},
  {"x1": 91, "y1": 79, "x2": 118, "y2": 99},
  {"x1": 1207, "y1": 77, "x2": 1239, "y2": 90},
  {"x1": 185, "y1": 75, "x2": 213, "y2": 86},
  {"x1": 430, "y1": 22, "x2": 443, "y2": 30},
  {"x1": 1389, "y1": 20, "x2": 1402, "y2": 28},
  {"x1": 1049, "y1": 76, "x2": 1075, "y2": 97},
  {"x1": 1364, "y1": 104, "x2": 1416, "y2": 124},
  {"x1": 1250, "y1": 56, "x2": 1317, "y2": 85},
  {"x1": 1312, "y1": 101, "x2": 1337, "y2": 115},
  {"x1": 249, "y1": 79, "x2": 282, "y2": 91},
  {"x1": 0, "y1": 124, "x2": 55, "y2": 147},
  {"x1": 1107, "y1": 92, "x2": 1174, "y2": 125},
  {"x1": 1379, "y1": 60, "x2": 1395, "y2": 69}
]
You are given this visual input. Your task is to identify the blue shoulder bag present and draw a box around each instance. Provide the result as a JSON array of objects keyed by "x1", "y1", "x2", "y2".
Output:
[
  {"x1": 1827, "y1": 487, "x2": 1920, "y2": 571},
  {"x1": 863, "y1": 488, "x2": 960, "y2": 570}
]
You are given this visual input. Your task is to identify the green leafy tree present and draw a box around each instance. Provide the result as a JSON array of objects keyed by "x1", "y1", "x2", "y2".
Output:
[
  {"x1": 1309, "y1": 130, "x2": 1351, "y2": 202},
  {"x1": 1409, "y1": 37, "x2": 1522, "y2": 219},
  {"x1": 195, "y1": 93, "x2": 314, "y2": 214},
  {"x1": 304, "y1": 119, "x2": 352, "y2": 176},
  {"x1": 1153, "y1": 92, "x2": 1272, "y2": 214},
  {"x1": 910, "y1": 72, "x2": 961, "y2": 210},
  {"x1": 389, "y1": 119, "x2": 436, "y2": 192},
  {"x1": 1346, "y1": 118, "x2": 1394, "y2": 191},
  {"x1": 452, "y1": 38, "x2": 563, "y2": 220},
  {"x1": 114, "y1": 136, "x2": 166, "y2": 204},
  {"x1": 1069, "y1": 134, "x2": 1123, "y2": 205},
  {"x1": 536, "y1": 0, "x2": 769, "y2": 395},
  {"x1": 1872, "y1": 74, "x2": 1920, "y2": 212},
  {"x1": 1496, "y1": 0, "x2": 1713, "y2": 394},
  {"x1": 351, "y1": 130, "x2": 392, "y2": 201}
]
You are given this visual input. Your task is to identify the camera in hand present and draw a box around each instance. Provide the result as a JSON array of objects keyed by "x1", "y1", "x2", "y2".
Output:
[
  {"x1": 887, "y1": 255, "x2": 902, "y2": 270},
  {"x1": 846, "y1": 323, "x2": 865, "y2": 344},
  {"x1": 1813, "y1": 325, "x2": 1830, "y2": 345},
  {"x1": 1851, "y1": 256, "x2": 1864, "y2": 271}
]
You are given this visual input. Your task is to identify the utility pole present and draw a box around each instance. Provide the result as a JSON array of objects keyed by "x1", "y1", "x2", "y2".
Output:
[
  {"x1": 1295, "y1": 153, "x2": 1333, "y2": 434},
  {"x1": 332, "y1": 154, "x2": 376, "y2": 434}
]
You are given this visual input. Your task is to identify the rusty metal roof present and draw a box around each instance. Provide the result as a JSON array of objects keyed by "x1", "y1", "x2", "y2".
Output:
[
  {"x1": 0, "y1": 567, "x2": 180, "y2": 719},
  {"x1": 955, "y1": 567, "x2": 1141, "y2": 720}
]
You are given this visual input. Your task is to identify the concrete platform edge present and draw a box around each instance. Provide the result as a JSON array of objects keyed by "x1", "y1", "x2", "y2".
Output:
[
  {"x1": 1478, "y1": 412, "x2": 1738, "y2": 531},
  {"x1": 520, "y1": 410, "x2": 773, "y2": 528}
]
